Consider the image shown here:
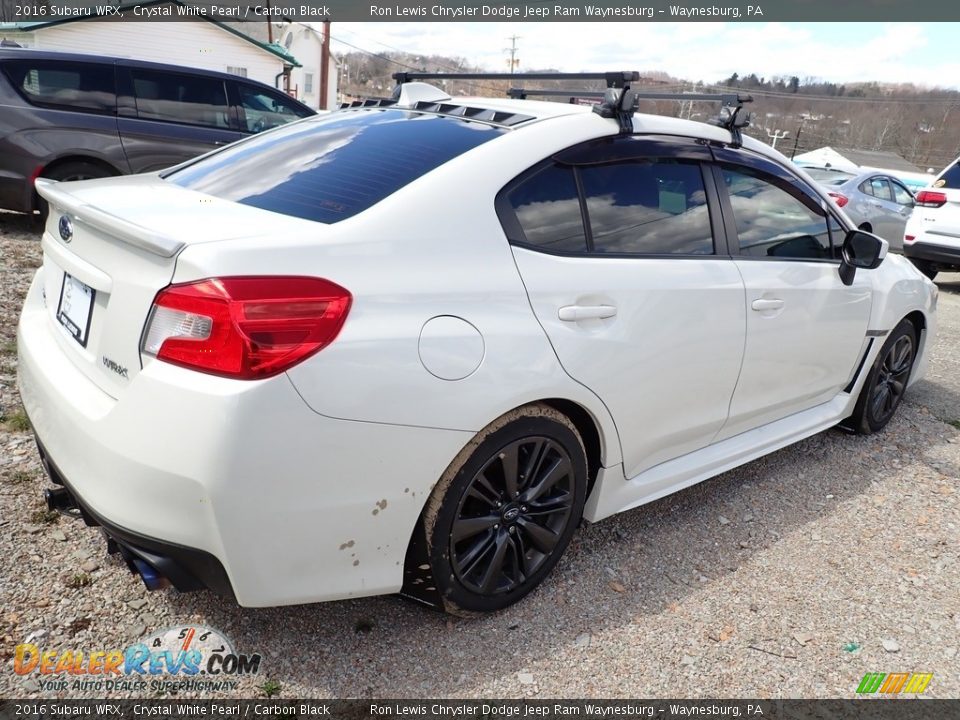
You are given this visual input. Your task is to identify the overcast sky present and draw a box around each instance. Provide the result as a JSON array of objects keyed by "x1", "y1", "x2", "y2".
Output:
[{"x1": 331, "y1": 22, "x2": 959, "y2": 87}]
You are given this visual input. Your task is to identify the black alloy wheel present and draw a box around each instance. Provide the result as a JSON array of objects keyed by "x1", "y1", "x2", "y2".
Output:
[
  {"x1": 846, "y1": 318, "x2": 917, "y2": 434},
  {"x1": 451, "y1": 436, "x2": 575, "y2": 595},
  {"x1": 422, "y1": 405, "x2": 587, "y2": 615}
]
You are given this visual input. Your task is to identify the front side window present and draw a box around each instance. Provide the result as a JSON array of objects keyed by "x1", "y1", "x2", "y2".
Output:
[
  {"x1": 2, "y1": 60, "x2": 115, "y2": 114},
  {"x1": 891, "y1": 180, "x2": 914, "y2": 206},
  {"x1": 580, "y1": 160, "x2": 713, "y2": 255},
  {"x1": 132, "y1": 69, "x2": 229, "y2": 129},
  {"x1": 722, "y1": 166, "x2": 831, "y2": 260},
  {"x1": 238, "y1": 84, "x2": 312, "y2": 133}
]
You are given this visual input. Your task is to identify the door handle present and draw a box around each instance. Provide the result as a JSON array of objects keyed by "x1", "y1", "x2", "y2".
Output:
[
  {"x1": 558, "y1": 305, "x2": 617, "y2": 321},
  {"x1": 751, "y1": 298, "x2": 785, "y2": 312}
]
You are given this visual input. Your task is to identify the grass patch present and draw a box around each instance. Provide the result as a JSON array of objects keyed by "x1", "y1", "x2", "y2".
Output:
[
  {"x1": 66, "y1": 573, "x2": 93, "y2": 589},
  {"x1": 0, "y1": 340, "x2": 16, "y2": 356},
  {"x1": 30, "y1": 508, "x2": 59, "y2": 525},
  {"x1": 949, "y1": 419, "x2": 960, "y2": 430},
  {"x1": 260, "y1": 680, "x2": 282, "y2": 698},
  {"x1": 7, "y1": 470, "x2": 34, "y2": 484},
  {"x1": 5, "y1": 411, "x2": 30, "y2": 432}
]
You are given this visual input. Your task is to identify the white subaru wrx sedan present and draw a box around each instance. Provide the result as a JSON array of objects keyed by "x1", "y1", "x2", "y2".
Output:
[{"x1": 18, "y1": 77, "x2": 937, "y2": 614}]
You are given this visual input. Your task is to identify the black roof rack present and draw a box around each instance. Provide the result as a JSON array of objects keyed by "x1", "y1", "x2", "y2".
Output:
[
  {"x1": 589, "y1": 87, "x2": 754, "y2": 147},
  {"x1": 392, "y1": 71, "x2": 639, "y2": 89},
  {"x1": 387, "y1": 71, "x2": 753, "y2": 147}
]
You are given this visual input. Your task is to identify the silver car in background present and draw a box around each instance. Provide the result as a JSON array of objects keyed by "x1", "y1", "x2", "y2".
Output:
[{"x1": 804, "y1": 167, "x2": 915, "y2": 251}]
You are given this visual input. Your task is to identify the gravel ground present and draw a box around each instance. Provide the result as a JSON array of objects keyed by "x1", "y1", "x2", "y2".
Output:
[{"x1": 1, "y1": 211, "x2": 957, "y2": 700}]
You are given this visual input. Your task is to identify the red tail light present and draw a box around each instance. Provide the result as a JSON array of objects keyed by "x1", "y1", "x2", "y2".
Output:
[
  {"x1": 915, "y1": 190, "x2": 948, "y2": 208},
  {"x1": 827, "y1": 191, "x2": 849, "y2": 208},
  {"x1": 142, "y1": 277, "x2": 351, "y2": 380}
]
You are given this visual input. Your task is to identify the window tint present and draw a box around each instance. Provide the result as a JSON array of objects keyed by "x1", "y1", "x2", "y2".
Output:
[
  {"x1": 167, "y1": 109, "x2": 504, "y2": 224},
  {"x1": 2, "y1": 60, "x2": 115, "y2": 113},
  {"x1": 858, "y1": 180, "x2": 874, "y2": 197},
  {"x1": 132, "y1": 70, "x2": 229, "y2": 129},
  {"x1": 722, "y1": 167, "x2": 831, "y2": 260},
  {"x1": 507, "y1": 164, "x2": 587, "y2": 253},
  {"x1": 891, "y1": 180, "x2": 913, "y2": 206},
  {"x1": 580, "y1": 160, "x2": 713, "y2": 255},
  {"x1": 238, "y1": 84, "x2": 312, "y2": 133},
  {"x1": 869, "y1": 178, "x2": 893, "y2": 201},
  {"x1": 938, "y1": 160, "x2": 960, "y2": 189}
]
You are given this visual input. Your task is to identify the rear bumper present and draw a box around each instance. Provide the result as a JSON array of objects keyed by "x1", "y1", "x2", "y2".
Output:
[
  {"x1": 36, "y1": 437, "x2": 234, "y2": 597},
  {"x1": 17, "y1": 268, "x2": 474, "y2": 606},
  {"x1": 904, "y1": 240, "x2": 960, "y2": 268}
]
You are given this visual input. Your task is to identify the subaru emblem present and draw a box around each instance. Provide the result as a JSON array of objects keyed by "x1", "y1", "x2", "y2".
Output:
[{"x1": 58, "y1": 215, "x2": 73, "y2": 243}]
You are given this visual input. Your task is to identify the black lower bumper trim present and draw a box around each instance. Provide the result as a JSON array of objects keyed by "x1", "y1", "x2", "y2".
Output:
[
  {"x1": 903, "y1": 241, "x2": 960, "y2": 269},
  {"x1": 34, "y1": 436, "x2": 235, "y2": 599}
]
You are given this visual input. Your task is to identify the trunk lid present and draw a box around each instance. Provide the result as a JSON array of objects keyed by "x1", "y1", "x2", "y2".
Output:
[{"x1": 35, "y1": 174, "x2": 298, "y2": 398}]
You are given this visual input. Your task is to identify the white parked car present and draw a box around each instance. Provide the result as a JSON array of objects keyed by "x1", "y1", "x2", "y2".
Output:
[
  {"x1": 18, "y1": 73, "x2": 938, "y2": 615},
  {"x1": 904, "y1": 156, "x2": 960, "y2": 280}
]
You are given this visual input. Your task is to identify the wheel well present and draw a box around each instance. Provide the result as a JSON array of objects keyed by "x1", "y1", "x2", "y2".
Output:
[
  {"x1": 40, "y1": 155, "x2": 121, "y2": 180},
  {"x1": 540, "y1": 398, "x2": 603, "y2": 496},
  {"x1": 858, "y1": 222, "x2": 873, "y2": 233},
  {"x1": 33, "y1": 156, "x2": 122, "y2": 211},
  {"x1": 905, "y1": 310, "x2": 925, "y2": 339}
]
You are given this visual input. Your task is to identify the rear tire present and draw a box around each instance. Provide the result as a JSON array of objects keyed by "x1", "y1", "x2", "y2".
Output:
[
  {"x1": 421, "y1": 404, "x2": 587, "y2": 615},
  {"x1": 845, "y1": 319, "x2": 917, "y2": 434}
]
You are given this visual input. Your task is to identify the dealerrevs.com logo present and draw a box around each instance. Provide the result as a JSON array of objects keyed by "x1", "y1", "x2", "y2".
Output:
[{"x1": 14, "y1": 625, "x2": 261, "y2": 693}]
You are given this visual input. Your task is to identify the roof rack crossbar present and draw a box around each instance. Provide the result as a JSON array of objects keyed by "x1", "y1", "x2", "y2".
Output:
[
  {"x1": 393, "y1": 71, "x2": 639, "y2": 88},
  {"x1": 507, "y1": 88, "x2": 606, "y2": 100}
]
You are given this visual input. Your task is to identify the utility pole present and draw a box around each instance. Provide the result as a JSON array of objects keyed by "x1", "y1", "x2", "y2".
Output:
[
  {"x1": 319, "y1": 18, "x2": 331, "y2": 110},
  {"x1": 504, "y1": 35, "x2": 520, "y2": 73},
  {"x1": 766, "y1": 128, "x2": 789, "y2": 150},
  {"x1": 790, "y1": 120, "x2": 805, "y2": 159}
]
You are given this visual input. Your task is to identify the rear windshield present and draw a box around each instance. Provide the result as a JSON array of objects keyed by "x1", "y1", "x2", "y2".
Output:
[
  {"x1": 166, "y1": 109, "x2": 505, "y2": 223},
  {"x1": 938, "y1": 161, "x2": 960, "y2": 189}
]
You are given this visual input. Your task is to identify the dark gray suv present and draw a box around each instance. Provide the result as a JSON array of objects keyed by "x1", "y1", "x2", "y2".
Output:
[{"x1": 0, "y1": 48, "x2": 315, "y2": 214}]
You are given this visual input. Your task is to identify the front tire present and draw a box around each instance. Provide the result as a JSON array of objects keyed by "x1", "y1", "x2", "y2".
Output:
[
  {"x1": 846, "y1": 319, "x2": 917, "y2": 434},
  {"x1": 421, "y1": 404, "x2": 587, "y2": 615}
]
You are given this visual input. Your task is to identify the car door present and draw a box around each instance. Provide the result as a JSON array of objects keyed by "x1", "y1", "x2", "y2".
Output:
[
  {"x1": 116, "y1": 66, "x2": 243, "y2": 173},
  {"x1": 710, "y1": 150, "x2": 873, "y2": 440},
  {"x1": 501, "y1": 136, "x2": 746, "y2": 480},
  {"x1": 887, "y1": 178, "x2": 915, "y2": 251},
  {"x1": 857, "y1": 176, "x2": 902, "y2": 242}
]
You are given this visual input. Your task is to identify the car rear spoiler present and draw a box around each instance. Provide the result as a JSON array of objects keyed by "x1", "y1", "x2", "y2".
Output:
[{"x1": 35, "y1": 178, "x2": 185, "y2": 258}]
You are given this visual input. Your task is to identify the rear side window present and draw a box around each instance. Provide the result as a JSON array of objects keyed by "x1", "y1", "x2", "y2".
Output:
[
  {"x1": 507, "y1": 165, "x2": 587, "y2": 253},
  {"x1": 2, "y1": 60, "x2": 115, "y2": 114},
  {"x1": 132, "y1": 69, "x2": 229, "y2": 129},
  {"x1": 938, "y1": 161, "x2": 960, "y2": 189},
  {"x1": 580, "y1": 160, "x2": 712, "y2": 255},
  {"x1": 166, "y1": 109, "x2": 504, "y2": 224}
]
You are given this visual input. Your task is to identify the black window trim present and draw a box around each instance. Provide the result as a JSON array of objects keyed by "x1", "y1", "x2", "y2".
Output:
[{"x1": 496, "y1": 134, "x2": 730, "y2": 261}]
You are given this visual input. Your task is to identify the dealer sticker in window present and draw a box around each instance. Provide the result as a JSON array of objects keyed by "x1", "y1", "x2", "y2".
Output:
[{"x1": 56, "y1": 272, "x2": 95, "y2": 347}]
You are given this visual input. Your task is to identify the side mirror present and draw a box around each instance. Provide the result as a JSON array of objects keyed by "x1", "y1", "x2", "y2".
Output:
[{"x1": 839, "y1": 230, "x2": 886, "y2": 285}]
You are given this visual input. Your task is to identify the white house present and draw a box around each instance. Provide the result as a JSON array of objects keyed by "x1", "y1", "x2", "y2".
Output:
[
  {"x1": 234, "y1": 21, "x2": 338, "y2": 110},
  {"x1": 278, "y1": 22, "x2": 337, "y2": 110},
  {"x1": 0, "y1": 3, "x2": 300, "y2": 91}
]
